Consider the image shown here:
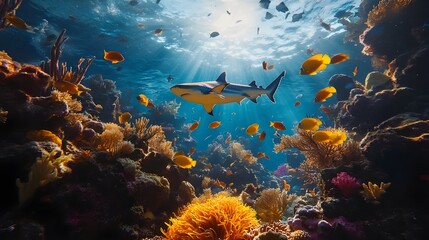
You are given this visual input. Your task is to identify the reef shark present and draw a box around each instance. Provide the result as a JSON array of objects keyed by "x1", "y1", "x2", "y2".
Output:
[{"x1": 170, "y1": 71, "x2": 285, "y2": 115}]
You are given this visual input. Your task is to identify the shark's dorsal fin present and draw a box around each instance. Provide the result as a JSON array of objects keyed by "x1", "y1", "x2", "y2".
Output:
[
  {"x1": 249, "y1": 81, "x2": 257, "y2": 87},
  {"x1": 203, "y1": 104, "x2": 215, "y2": 115},
  {"x1": 216, "y1": 72, "x2": 227, "y2": 83},
  {"x1": 209, "y1": 83, "x2": 228, "y2": 94}
]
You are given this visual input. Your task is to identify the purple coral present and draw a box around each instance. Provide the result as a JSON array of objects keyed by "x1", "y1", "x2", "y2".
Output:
[
  {"x1": 331, "y1": 172, "x2": 360, "y2": 198},
  {"x1": 273, "y1": 164, "x2": 288, "y2": 177}
]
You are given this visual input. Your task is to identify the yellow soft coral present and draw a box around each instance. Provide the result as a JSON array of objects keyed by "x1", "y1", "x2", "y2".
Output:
[
  {"x1": 162, "y1": 192, "x2": 258, "y2": 240},
  {"x1": 367, "y1": 0, "x2": 412, "y2": 27},
  {"x1": 254, "y1": 188, "x2": 290, "y2": 223},
  {"x1": 362, "y1": 182, "x2": 391, "y2": 204},
  {"x1": 26, "y1": 130, "x2": 63, "y2": 147},
  {"x1": 16, "y1": 150, "x2": 73, "y2": 204}
]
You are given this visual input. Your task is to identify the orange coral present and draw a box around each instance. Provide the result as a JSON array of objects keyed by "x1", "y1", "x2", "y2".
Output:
[
  {"x1": 162, "y1": 192, "x2": 258, "y2": 240},
  {"x1": 362, "y1": 182, "x2": 391, "y2": 204},
  {"x1": 254, "y1": 188, "x2": 290, "y2": 222},
  {"x1": 367, "y1": 0, "x2": 412, "y2": 27},
  {"x1": 26, "y1": 130, "x2": 63, "y2": 147}
]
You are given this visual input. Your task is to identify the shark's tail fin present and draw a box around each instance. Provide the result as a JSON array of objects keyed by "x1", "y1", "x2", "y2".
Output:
[{"x1": 266, "y1": 71, "x2": 285, "y2": 102}]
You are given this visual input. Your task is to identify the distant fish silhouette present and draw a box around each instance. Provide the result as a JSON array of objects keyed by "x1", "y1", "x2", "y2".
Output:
[
  {"x1": 276, "y1": 2, "x2": 289, "y2": 13},
  {"x1": 265, "y1": 12, "x2": 275, "y2": 19},
  {"x1": 259, "y1": 0, "x2": 271, "y2": 9},
  {"x1": 210, "y1": 32, "x2": 220, "y2": 38},
  {"x1": 292, "y1": 12, "x2": 304, "y2": 22}
]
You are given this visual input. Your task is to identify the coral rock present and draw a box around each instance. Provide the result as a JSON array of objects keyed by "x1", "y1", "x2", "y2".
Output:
[{"x1": 360, "y1": 113, "x2": 429, "y2": 204}]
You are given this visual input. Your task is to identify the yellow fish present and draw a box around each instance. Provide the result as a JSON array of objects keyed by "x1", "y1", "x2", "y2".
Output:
[
  {"x1": 208, "y1": 121, "x2": 221, "y2": 129},
  {"x1": 5, "y1": 14, "x2": 32, "y2": 30},
  {"x1": 353, "y1": 66, "x2": 359, "y2": 76},
  {"x1": 282, "y1": 180, "x2": 291, "y2": 191},
  {"x1": 104, "y1": 50, "x2": 124, "y2": 64},
  {"x1": 154, "y1": 28, "x2": 163, "y2": 35},
  {"x1": 225, "y1": 134, "x2": 232, "y2": 144},
  {"x1": 174, "y1": 151, "x2": 185, "y2": 157},
  {"x1": 300, "y1": 54, "x2": 331, "y2": 75},
  {"x1": 299, "y1": 118, "x2": 322, "y2": 131},
  {"x1": 329, "y1": 130, "x2": 347, "y2": 145},
  {"x1": 313, "y1": 131, "x2": 332, "y2": 143},
  {"x1": 53, "y1": 80, "x2": 82, "y2": 96},
  {"x1": 189, "y1": 121, "x2": 199, "y2": 131},
  {"x1": 314, "y1": 86, "x2": 336, "y2": 102},
  {"x1": 173, "y1": 155, "x2": 196, "y2": 169},
  {"x1": 270, "y1": 121, "x2": 286, "y2": 130},
  {"x1": 330, "y1": 53, "x2": 349, "y2": 64},
  {"x1": 118, "y1": 112, "x2": 132, "y2": 124},
  {"x1": 136, "y1": 94, "x2": 149, "y2": 106},
  {"x1": 246, "y1": 123, "x2": 259, "y2": 136}
]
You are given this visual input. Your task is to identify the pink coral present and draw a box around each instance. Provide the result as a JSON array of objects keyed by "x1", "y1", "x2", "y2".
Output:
[
  {"x1": 331, "y1": 172, "x2": 360, "y2": 198},
  {"x1": 273, "y1": 164, "x2": 288, "y2": 177}
]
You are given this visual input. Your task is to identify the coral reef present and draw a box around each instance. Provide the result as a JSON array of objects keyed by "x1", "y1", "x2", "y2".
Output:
[
  {"x1": 274, "y1": 128, "x2": 362, "y2": 170},
  {"x1": 0, "y1": 0, "x2": 23, "y2": 31},
  {"x1": 366, "y1": 0, "x2": 412, "y2": 28},
  {"x1": 361, "y1": 181, "x2": 391, "y2": 204},
  {"x1": 360, "y1": 113, "x2": 429, "y2": 204},
  {"x1": 254, "y1": 188, "x2": 290, "y2": 222},
  {"x1": 328, "y1": 74, "x2": 363, "y2": 101},
  {"x1": 331, "y1": 172, "x2": 361, "y2": 198},
  {"x1": 83, "y1": 74, "x2": 121, "y2": 122},
  {"x1": 16, "y1": 150, "x2": 72, "y2": 204},
  {"x1": 162, "y1": 192, "x2": 258, "y2": 240}
]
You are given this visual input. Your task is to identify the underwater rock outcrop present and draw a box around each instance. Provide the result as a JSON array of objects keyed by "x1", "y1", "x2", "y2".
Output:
[
  {"x1": 334, "y1": 87, "x2": 425, "y2": 135},
  {"x1": 360, "y1": 113, "x2": 429, "y2": 204},
  {"x1": 83, "y1": 74, "x2": 121, "y2": 122}
]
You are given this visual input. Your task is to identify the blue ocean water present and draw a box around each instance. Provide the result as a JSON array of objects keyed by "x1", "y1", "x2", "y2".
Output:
[{"x1": 0, "y1": 0, "x2": 373, "y2": 171}]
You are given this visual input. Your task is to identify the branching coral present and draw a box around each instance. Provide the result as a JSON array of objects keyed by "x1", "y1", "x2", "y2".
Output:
[
  {"x1": 39, "y1": 29, "x2": 94, "y2": 93},
  {"x1": 162, "y1": 192, "x2": 258, "y2": 240},
  {"x1": 254, "y1": 188, "x2": 290, "y2": 223},
  {"x1": 366, "y1": 0, "x2": 412, "y2": 27},
  {"x1": 274, "y1": 128, "x2": 362, "y2": 170},
  {"x1": 229, "y1": 141, "x2": 257, "y2": 165},
  {"x1": 0, "y1": 0, "x2": 23, "y2": 31},
  {"x1": 16, "y1": 150, "x2": 73, "y2": 204},
  {"x1": 362, "y1": 182, "x2": 391, "y2": 203},
  {"x1": 51, "y1": 90, "x2": 82, "y2": 112},
  {"x1": 97, "y1": 123, "x2": 134, "y2": 156},
  {"x1": 131, "y1": 117, "x2": 173, "y2": 158}
]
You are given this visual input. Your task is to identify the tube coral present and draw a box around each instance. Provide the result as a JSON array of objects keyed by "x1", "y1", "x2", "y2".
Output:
[
  {"x1": 254, "y1": 188, "x2": 290, "y2": 223},
  {"x1": 162, "y1": 192, "x2": 258, "y2": 240}
]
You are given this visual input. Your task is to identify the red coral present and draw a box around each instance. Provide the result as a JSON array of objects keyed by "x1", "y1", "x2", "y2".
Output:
[{"x1": 331, "y1": 172, "x2": 360, "y2": 198}]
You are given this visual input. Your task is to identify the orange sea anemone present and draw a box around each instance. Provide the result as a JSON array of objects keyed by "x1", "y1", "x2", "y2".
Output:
[{"x1": 162, "y1": 192, "x2": 259, "y2": 240}]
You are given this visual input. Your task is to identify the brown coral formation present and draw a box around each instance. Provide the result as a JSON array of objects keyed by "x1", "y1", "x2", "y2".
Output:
[
  {"x1": 254, "y1": 188, "x2": 290, "y2": 222},
  {"x1": 275, "y1": 128, "x2": 362, "y2": 170}
]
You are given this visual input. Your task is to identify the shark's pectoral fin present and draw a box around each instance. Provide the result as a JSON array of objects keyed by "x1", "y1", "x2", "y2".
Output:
[
  {"x1": 249, "y1": 96, "x2": 258, "y2": 103},
  {"x1": 203, "y1": 104, "x2": 215, "y2": 116},
  {"x1": 209, "y1": 83, "x2": 228, "y2": 94}
]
